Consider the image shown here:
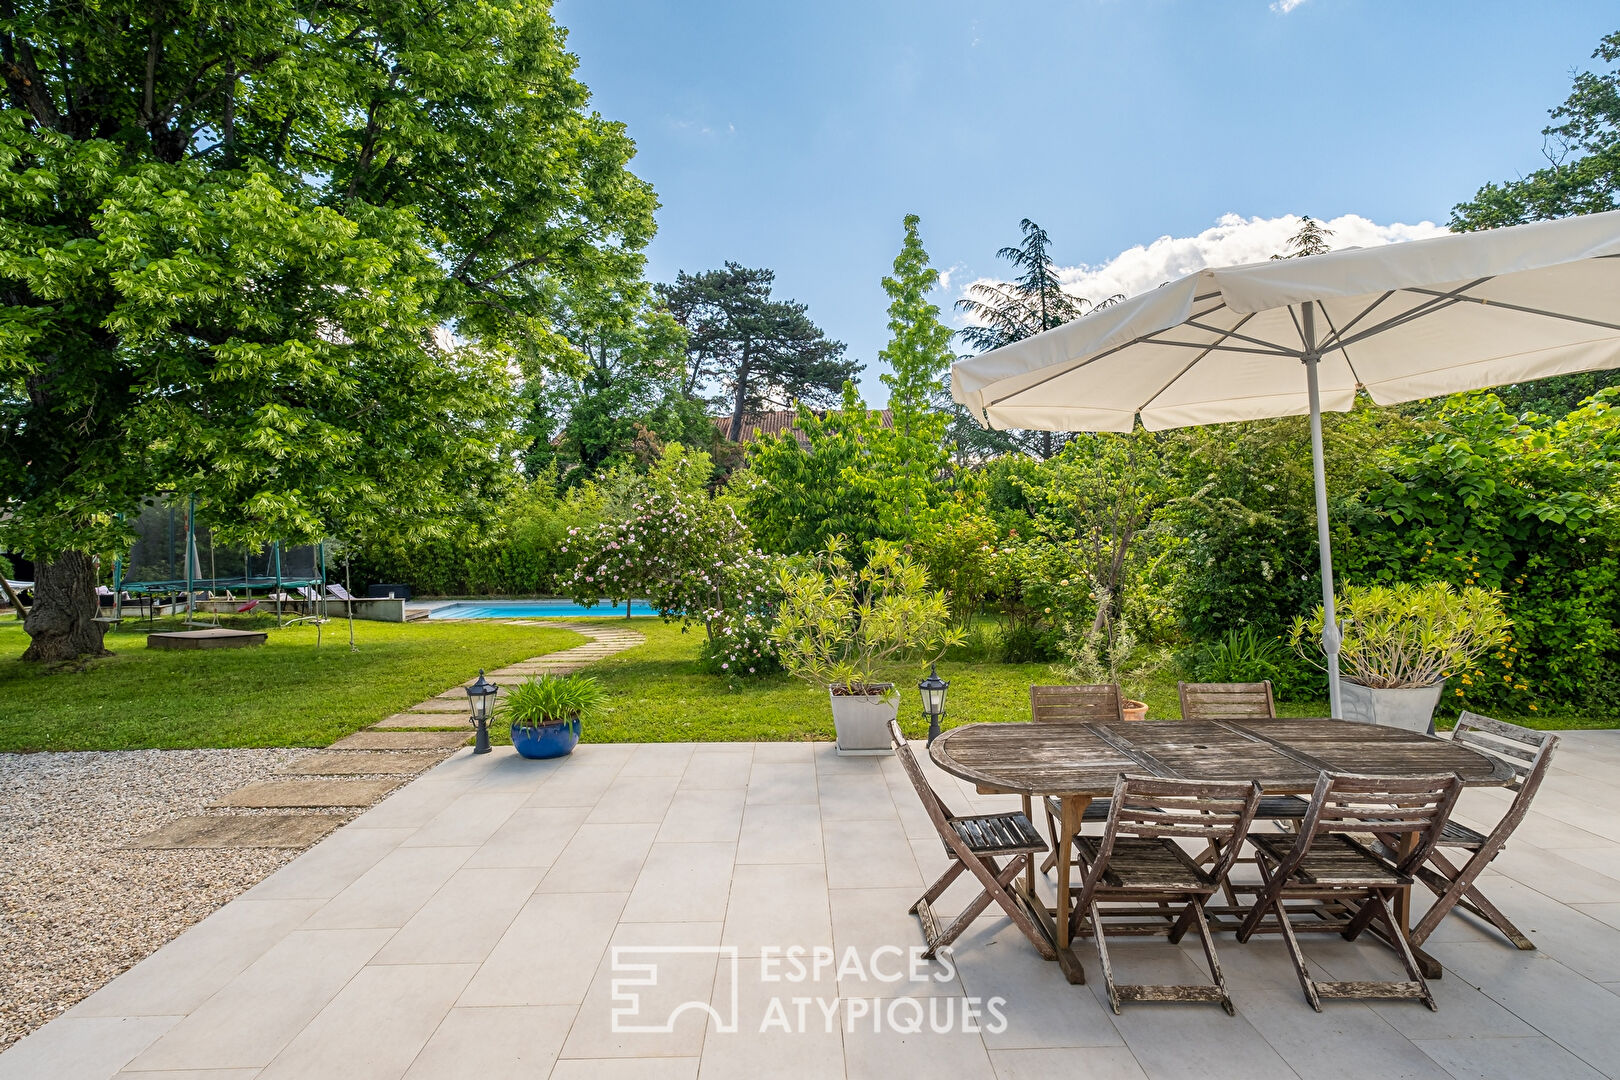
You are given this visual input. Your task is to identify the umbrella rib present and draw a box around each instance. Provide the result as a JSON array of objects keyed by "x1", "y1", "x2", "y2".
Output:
[
  {"x1": 1137, "y1": 312, "x2": 1258, "y2": 414},
  {"x1": 1329, "y1": 278, "x2": 1494, "y2": 350},
  {"x1": 1314, "y1": 302, "x2": 1365, "y2": 389},
  {"x1": 1400, "y1": 288, "x2": 1620, "y2": 333},
  {"x1": 1311, "y1": 291, "x2": 1394, "y2": 354},
  {"x1": 982, "y1": 301, "x2": 1237, "y2": 409},
  {"x1": 1182, "y1": 319, "x2": 1299, "y2": 354}
]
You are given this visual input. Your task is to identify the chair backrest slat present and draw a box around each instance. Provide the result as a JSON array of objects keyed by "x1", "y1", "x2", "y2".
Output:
[
  {"x1": 1453, "y1": 711, "x2": 1558, "y2": 792},
  {"x1": 1031, "y1": 684, "x2": 1124, "y2": 724},
  {"x1": 1093, "y1": 775, "x2": 1263, "y2": 885},
  {"x1": 1282, "y1": 771, "x2": 1464, "y2": 879},
  {"x1": 1177, "y1": 681, "x2": 1276, "y2": 721}
]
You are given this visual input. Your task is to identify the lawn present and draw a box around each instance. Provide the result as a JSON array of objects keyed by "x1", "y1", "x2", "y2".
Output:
[
  {"x1": 567, "y1": 618, "x2": 1338, "y2": 743},
  {"x1": 0, "y1": 617, "x2": 583, "y2": 752}
]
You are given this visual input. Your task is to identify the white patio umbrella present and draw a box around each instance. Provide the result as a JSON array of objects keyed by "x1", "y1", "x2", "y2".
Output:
[{"x1": 951, "y1": 209, "x2": 1620, "y2": 716}]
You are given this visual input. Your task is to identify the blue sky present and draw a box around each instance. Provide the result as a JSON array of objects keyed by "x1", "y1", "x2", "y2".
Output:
[{"x1": 554, "y1": 0, "x2": 1617, "y2": 405}]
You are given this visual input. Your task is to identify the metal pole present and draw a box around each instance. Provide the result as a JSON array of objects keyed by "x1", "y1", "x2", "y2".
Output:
[
  {"x1": 185, "y1": 494, "x2": 196, "y2": 625},
  {"x1": 1301, "y1": 304, "x2": 1343, "y2": 717}
]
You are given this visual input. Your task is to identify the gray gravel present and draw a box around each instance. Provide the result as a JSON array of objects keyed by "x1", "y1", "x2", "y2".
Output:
[{"x1": 0, "y1": 748, "x2": 324, "y2": 1049}]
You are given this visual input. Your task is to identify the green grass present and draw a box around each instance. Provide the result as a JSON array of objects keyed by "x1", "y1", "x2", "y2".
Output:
[
  {"x1": 565, "y1": 619, "x2": 1325, "y2": 743},
  {"x1": 2, "y1": 612, "x2": 1608, "y2": 752},
  {"x1": 0, "y1": 617, "x2": 584, "y2": 751}
]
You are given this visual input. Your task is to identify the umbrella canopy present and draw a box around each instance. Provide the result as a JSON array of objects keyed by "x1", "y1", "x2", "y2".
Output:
[{"x1": 951, "y1": 209, "x2": 1620, "y2": 715}]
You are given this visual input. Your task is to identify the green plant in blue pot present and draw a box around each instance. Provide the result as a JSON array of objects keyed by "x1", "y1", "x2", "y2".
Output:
[{"x1": 502, "y1": 674, "x2": 605, "y2": 759}]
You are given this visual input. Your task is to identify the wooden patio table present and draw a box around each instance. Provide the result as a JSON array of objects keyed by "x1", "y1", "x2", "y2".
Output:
[{"x1": 929, "y1": 718, "x2": 1514, "y2": 985}]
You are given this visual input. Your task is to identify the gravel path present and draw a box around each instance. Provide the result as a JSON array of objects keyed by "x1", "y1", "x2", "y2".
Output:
[{"x1": 0, "y1": 748, "x2": 323, "y2": 1049}]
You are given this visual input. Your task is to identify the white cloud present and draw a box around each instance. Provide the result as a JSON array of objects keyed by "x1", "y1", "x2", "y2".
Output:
[
  {"x1": 1271, "y1": 0, "x2": 1309, "y2": 12},
  {"x1": 956, "y1": 212, "x2": 1448, "y2": 319}
]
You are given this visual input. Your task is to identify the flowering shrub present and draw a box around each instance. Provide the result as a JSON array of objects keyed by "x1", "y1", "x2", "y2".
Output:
[
  {"x1": 696, "y1": 607, "x2": 782, "y2": 688},
  {"x1": 560, "y1": 453, "x2": 782, "y2": 685}
]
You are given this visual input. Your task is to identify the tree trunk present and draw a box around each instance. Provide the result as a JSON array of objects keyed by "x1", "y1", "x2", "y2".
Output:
[
  {"x1": 727, "y1": 346, "x2": 753, "y2": 442},
  {"x1": 21, "y1": 551, "x2": 110, "y2": 662}
]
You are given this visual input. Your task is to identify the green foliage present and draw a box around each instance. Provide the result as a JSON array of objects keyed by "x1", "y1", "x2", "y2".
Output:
[
  {"x1": 911, "y1": 513, "x2": 1000, "y2": 624},
  {"x1": 0, "y1": 0, "x2": 657, "y2": 657},
  {"x1": 658, "y1": 263, "x2": 858, "y2": 438},
  {"x1": 1348, "y1": 391, "x2": 1620, "y2": 710},
  {"x1": 1290, "y1": 582, "x2": 1511, "y2": 692},
  {"x1": 1178, "y1": 627, "x2": 1318, "y2": 701},
  {"x1": 771, "y1": 537, "x2": 962, "y2": 693},
  {"x1": 740, "y1": 383, "x2": 954, "y2": 554},
  {"x1": 502, "y1": 673, "x2": 606, "y2": 728},
  {"x1": 1452, "y1": 31, "x2": 1620, "y2": 230},
  {"x1": 561, "y1": 444, "x2": 780, "y2": 651},
  {"x1": 878, "y1": 214, "x2": 955, "y2": 441},
  {"x1": 1059, "y1": 580, "x2": 1166, "y2": 701}
]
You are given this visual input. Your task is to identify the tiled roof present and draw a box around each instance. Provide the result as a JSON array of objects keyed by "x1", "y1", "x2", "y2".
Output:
[{"x1": 711, "y1": 409, "x2": 894, "y2": 446}]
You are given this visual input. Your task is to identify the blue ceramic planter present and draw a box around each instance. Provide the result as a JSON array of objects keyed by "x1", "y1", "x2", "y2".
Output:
[{"x1": 511, "y1": 716, "x2": 581, "y2": 759}]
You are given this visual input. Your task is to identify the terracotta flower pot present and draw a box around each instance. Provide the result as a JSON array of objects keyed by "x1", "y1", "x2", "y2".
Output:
[{"x1": 1122, "y1": 699, "x2": 1149, "y2": 721}]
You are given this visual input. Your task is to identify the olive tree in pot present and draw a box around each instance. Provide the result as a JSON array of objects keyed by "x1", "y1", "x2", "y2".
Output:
[
  {"x1": 1289, "y1": 582, "x2": 1510, "y2": 734},
  {"x1": 772, "y1": 537, "x2": 962, "y2": 755}
]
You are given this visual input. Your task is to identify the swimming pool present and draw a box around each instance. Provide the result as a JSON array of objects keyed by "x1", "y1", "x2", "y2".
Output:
[{"x1": 429, "y1": 598, "x2": 658, "y2": 619}]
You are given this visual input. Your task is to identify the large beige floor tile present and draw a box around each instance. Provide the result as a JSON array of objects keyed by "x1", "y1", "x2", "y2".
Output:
[
  {"x1": 824, "y1": 820, "x2": 923, "y2": 890},
  {"x1": 744, "y1": 763, "x2": 818, "y2": 805},
  {"x1": 623, "y1": 842, "x2": 737, "y2": 923},
  {"x1": 588, "y1": 775, "x2": 683, "y2": 825},
  {"x1": 72, "y1": 898, "x2": 323, "y2": 1018},
  {"x1": 560, "y1": 922, "x2": 725, "y2": 1060},
  {"x1": 126, "y1": 929, "x2": 393, "y2": 1071},
  {"x1": 989, "y1": 1047, "x2": 1147, "y2": 1080},
  {"x1": 721, "y1": 863, "x2": 832, "y2": 957},
  {"x1": 0, "y1": 1016, "x2": 182, "y2": 1080},
  {"x1": 658, "y1": 789, "x2": 747, "y2": 843},
  {"x1": 373, "y1": 866, "x2": 547, "y2": 964},
  {"x1": 302, "y1": 845, "x2": 476, "y2": 929},
  {"x1": 402, "y1": 790, "x2": 528, "y2": 848},
  {"x1": 402, "y1": 1005, "x2": 577, "y2": 1079},
  {"x1": 257, "y1": 962, "x2": 476, "y2": 1080},
  {"x1": 459, "y1": 891, "x2": 628, "y2": 1007},
  {"x1": 736, "y1": 803, "x2": 824, "y2": 865},
  {"x1": 464, "y1": 805, "x2": 591, "y2": 869},
  {"x1": 537, "y1": 823, "x2": 659, "y2": 894}
]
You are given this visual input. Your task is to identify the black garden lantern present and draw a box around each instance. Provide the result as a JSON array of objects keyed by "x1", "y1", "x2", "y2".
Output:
[
  {"x1": 466, "y1": 669, "x2": 498, "y2": 755},
  {"x1": 919, "y1": 661, "x2": 949, "y2": 745}
]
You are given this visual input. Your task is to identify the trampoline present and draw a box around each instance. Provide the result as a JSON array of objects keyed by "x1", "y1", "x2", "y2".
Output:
[{"x1": 115, "y1": 497, "x2": 328, "y2": 627}]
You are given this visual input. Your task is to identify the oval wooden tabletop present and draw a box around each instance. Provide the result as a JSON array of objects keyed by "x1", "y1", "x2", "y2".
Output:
[{"x1": 928, "y1": 718, "x2": 1516, "y2": 798}]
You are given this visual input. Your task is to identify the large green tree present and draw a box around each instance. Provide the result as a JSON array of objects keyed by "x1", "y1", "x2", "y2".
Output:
[
  {"x1": 1, "y1": 0, "x2": 656, "y2": 660},
  {"x1": 659, "y1": 263, "x2": 859, "y2": 442},
  {"x1": 878, "y1": 214, "x2": 953, "y2": 440}
]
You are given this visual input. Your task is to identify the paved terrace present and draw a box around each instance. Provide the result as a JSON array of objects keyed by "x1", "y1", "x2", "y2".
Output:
[{"x1": 5, "y1": 731, "x2": 1620, "y2": 1080}]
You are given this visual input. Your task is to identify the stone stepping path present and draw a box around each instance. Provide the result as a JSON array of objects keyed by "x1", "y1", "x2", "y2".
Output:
[
  {"x1": 329, "y1": 729, "x2": 471, "y2": 751},
  {"x1": 211, "y1": 778, "x2": 402, "y2": 808},
  {"x1": 372, "y1": 712, "x2": 469, "y2": 730},
  {"x1": 130, "y1": 814, "x2": 344, "y2": 849},
  {"x1": 277, "y1": 752, "x2": 446, "y2": 776},
  {"x1": 131, "y1": 623, "x2": 644, "y2": 850}
]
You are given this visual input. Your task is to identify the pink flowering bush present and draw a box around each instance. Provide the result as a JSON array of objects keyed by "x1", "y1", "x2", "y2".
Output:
[{"x1": 560, "y1": 460, "x2": 782, "y2": 686}]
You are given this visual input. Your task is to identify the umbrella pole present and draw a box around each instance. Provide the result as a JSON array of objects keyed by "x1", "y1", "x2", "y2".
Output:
[{"x1": 1302, "y1": 305, "x2": 1343, "y2": 716}]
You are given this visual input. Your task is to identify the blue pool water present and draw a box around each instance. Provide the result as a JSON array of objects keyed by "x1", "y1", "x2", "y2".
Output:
[{"x1": 429, "y1": 598, "x2": 658, "y2": 619}]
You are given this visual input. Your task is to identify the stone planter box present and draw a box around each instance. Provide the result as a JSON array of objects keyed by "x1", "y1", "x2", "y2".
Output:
[
  {"x1": 829, "y1": 684, "x2": 899, "y2": 756},
  {"x1": 1341, "y1": 679, "x2": 1446, "y2": 735}
]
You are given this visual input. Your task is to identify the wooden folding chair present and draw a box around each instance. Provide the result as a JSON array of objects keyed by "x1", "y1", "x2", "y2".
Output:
[
  {"x1": 1236, "y1": 771, "x2": 1464, "y2": 1012},
  {"x1": 1070, "y1": 775, "x2": 1262, "y2": 1015},
  {"x1": 888, "y1": 719, "x2": 1055, "y2": 962},
  {"x1": 1178, "y1": 680, "x2": 1306, "y2": 824},
  {"x1": 1397, "y1": 712, "x2": 1558, "y2": 951},
  {"x1": 1031, "y1": 685, "x2": 1123, "y2": 873}
]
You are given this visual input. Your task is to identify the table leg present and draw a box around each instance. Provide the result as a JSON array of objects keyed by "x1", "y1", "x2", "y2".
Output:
[{"x1": 1021, "y1": 795, "x2": 1036, "y2": 898}]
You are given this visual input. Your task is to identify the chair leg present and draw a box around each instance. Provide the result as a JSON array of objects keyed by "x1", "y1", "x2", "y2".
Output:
[
  {"x1": 1090, "y1": 900, "x2": 1123, "y2": 1015},
  {"x1": 912, "y1": 860, "x2": 965, "y2": 913},
  {"x1": 919, "y1": 854, "x2": 1029, "y2": 959},
  {"x1": 1340, "y1": 892, "x2": 1383, "y2": 942},
  {"x1": 1369, "y1": 890, "x2": 1437, "y2": 1012},
  {"x1": 1189, "y1": 900, "x2": 1236, "y2": 1016},
  {"x1": 1410, "y1": 850, "x2": 1534, "y2": 952},
  {"x1": 1271, "y1": 899, "x2": 1323, "y2": 1012}
]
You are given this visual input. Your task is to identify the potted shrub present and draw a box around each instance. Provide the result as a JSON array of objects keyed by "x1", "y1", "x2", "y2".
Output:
[
  {"x1": 772, "y1": 537, "x2": 962, "y2": 754},
  {"x1": 501, "y1": 673, "x2": 606, "y2": 759},
  {"x1": 1062, "y1": 581, "x2": 1165, "y2": 719},
  {"x1": 1289, "y1": 582, "x2": 1510, "y2": 733}
]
